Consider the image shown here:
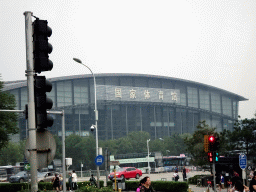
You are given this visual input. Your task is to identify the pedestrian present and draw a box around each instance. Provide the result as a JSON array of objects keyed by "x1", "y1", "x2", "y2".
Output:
[
  {"x1": 136, "y1": 178, "x2": 146, "y2": 192},
  {"x1": 220, "y1": 174, "x2": 225, "y2": 189},
  {"x1": 173, "y1": 170, "x2": 179, "y2": 182},
  {"x1": 72, "y1": 170, "x2": 78, "y2": 190},
  {"x1": 59, "y1": 174, "x2": 63, "y2": 191},
  {"x1": 68, "y1": 172, "x2": 72, "y2": 191},
  {"x1": 52, "y1": 173, "x2": 60, "y2": 191},
  {"x1": 89, "y1": 174, "x2": 96, "y2": 186},
  {"x1": 140, "y1": 176, "x2": 155, "y2": 192},
  {"x1": 250, "y1": 171, "x2": 256, "y2": 192},
  {"x1": 235, "y1": 180, "x2": 249, "y2": 192},
  {"x1": 182, "y1": 166, "x2": 187, "y2": 181},
  {"x1": 175, "y1": 165, "x2": 179, "y2": 172}
]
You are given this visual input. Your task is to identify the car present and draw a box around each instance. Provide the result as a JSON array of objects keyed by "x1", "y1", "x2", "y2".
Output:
[
  {"x1": 9, "y1": 171, "x2": 29, "y2": 183},
  {"x1": 37, "y1": 172, "x2": 55, "y2": 182},
  {"x1": 108, "y1": 167, "x2": 142, "y2": 180}
]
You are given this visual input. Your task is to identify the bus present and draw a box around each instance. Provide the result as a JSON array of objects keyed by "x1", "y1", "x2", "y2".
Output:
[
  {"x1": 0, "y1": 165, "x2": 24, "y2": 181},
  {"x1": 162, "y1": 155, "x2": 189, "y2": 172},
  {"x1": 110, "y1": 152, "x2": 164, "y2": 173}
]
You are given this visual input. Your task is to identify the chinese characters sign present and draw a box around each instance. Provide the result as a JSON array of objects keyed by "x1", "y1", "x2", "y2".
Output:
[{"x1": 97, "y1": 85, "x2": 180, "y2": 104}]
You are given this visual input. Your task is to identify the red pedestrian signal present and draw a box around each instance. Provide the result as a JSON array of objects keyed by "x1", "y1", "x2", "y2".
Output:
[{"x1": 208, "y1": 152, "x2": 213, "y2": 162}]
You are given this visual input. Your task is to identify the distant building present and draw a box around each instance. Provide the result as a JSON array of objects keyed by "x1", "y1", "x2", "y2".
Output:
[{"x1": 3, "y1": 73, "x2": 247, "y2": 142}]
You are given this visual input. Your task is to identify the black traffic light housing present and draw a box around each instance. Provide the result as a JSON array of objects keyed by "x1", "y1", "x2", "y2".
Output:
[
  {"x1": 33, "y1": 18, "x2": 54, "y2": 131},
  {"x1": 34, "y1": 75, "x2": 53, "y2": 131},
  {"x1": 33, "y1": 19, "x2": 53, "y2": 73},
  {"x1": 208, "y1": 135, "x2": 220, "y2": 152}
]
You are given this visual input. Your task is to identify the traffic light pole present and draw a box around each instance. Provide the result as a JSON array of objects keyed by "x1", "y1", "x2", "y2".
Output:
[
  {"x1": 213, "y1": 153, "x2": 216, "y2": 192},
  {"x1": 24, "y1": 11, "x2": 38, "y2": 192}
]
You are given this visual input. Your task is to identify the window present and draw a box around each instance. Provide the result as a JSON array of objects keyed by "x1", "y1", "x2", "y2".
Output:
[
  {"x1": 175, "y1": 84, "x2": 186, "y2": 106},
  {"x1": 211, "y1": 92, "x2": 221, "y2": 113},
  {"x1": 222, "y1": 96, "x2": 232, "y2": 117},
  {"x1": 188, "y1": 87, "x2": 198, "y2": 108},
  {"x1": 57, "y1": 81, "x2": 72, "y2": 107},
  {"x1": 74, "y1": 79, "x2": 89, "y2": 105},
  {"x1": 233, "y1": 101, "x2": 238, "y2": 118},
  {"x1": 199, "y1": 89, "x2": 210, "y2": 110}
]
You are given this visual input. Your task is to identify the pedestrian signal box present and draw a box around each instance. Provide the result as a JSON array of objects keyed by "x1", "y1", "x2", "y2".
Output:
[{"x1": 208, "y1": 152, "x2": 213, "y2": 163}]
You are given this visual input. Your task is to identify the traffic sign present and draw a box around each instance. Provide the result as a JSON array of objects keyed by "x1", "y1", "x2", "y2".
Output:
[
  {"x1": 110, "y1": 161, "x2": 120, "y2": 166},
  {"x1": 239, "y1": 154, "x2": 247, "y2": 169},
  {"x1": 24, "y1": 164, "x2": 30, "y2": 171},
  {"x1": 95, "y1": 155, "x2": 104, "y2": 166},
  {"x1": 25, "y1": 131, "x2": 56, "y2": 169}
]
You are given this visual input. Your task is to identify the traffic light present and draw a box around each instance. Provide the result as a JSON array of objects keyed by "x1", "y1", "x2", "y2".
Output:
[
  {"x1": 34, "y1": 76, "x2": 53, "y2": 131},
  {"x1": 208, "y1": 135, "x2": 216, "y2": 151},
  {"x1": 208, "y1": 152, "x2": 213, "y2": 163},
  {"x1": 208, "y1": 135, "x2": 220, "y2": 152},
  {"x1": 33, "y1": 18, "x2": 54, "y2": 131},
  {"x1": 215, "y1": 152, "x2": 219, "y2": 162},
  {"x1": 33, "y1": 19, "x2": 53, "y2": 73}
]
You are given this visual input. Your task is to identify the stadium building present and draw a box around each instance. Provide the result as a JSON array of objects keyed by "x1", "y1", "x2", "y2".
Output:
[{"x1": 3, "y1": 73, "x2": 247, "y2": 142}]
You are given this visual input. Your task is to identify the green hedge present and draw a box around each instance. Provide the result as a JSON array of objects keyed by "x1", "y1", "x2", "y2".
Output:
[
  {"x1": 2, "y1": 180, "x2": 188, "y2": 192},
  {"x1": 108, "y1": 180, "x2": 188, "y2": 192}
]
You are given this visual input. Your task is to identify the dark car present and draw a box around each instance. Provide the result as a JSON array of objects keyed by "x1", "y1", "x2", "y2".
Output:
[
  {"x1": 108, "y1": 167, "x2": 142, "y2": 180},
  {"x1": 9, "y1": 171, "x2": 29, "y2": 183}
]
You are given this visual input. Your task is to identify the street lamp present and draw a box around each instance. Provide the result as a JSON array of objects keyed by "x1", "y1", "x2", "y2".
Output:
[
  {"x1": 73, "y1": 58, "x2": 100, "y2": 188},
  {"x1": 147, "y1": 139, "x2": 150, "y2": 174}
]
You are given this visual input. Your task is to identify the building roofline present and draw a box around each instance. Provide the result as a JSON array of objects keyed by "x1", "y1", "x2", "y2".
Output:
[{"x1": 3, "y1": 73, "x2": 248, "y2": 101}]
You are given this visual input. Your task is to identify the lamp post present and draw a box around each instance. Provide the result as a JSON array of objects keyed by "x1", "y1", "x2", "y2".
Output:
[
  {"x1": 147, "y1": 139, "x2": 150, "y2": 174},
  {"x1": 166, "y1": 150, "x2": 170, "y2": 156},
  {"x1": 73, "y1": 58, "x2": 100, "y2": 188}
]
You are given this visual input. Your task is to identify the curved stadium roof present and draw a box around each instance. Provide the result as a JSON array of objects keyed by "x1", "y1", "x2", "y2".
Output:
[{"x1": 3, "y1": 73, "x2": 247, "y2": 101}]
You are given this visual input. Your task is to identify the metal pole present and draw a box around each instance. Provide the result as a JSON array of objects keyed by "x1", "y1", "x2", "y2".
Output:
[
  {"x1": 92, "y1": 71, "x2": 100, "y2": 188},
  {"x1": 73, "y1": 58, "x2": 100, "y2": 188},
  {"x1": 24, "y1": 11, "x2": 38, "y2": 192},
  {"x1": 213, "y1": 152, "x2": 216, "y2": 192},
  {"x1": 0, "y1": 110, "x2": 24, "y2": 113},
  {"x1": 147, "y1": 139, "x2": 150, "y2": 174},
  {"x1": 81, "y1": 162, "x2": 82, "y2": 178},
  {"x1": 62, "y1": 110, "x2": 66, "y2": 192},
  {"x1": 47, "y1": 110, "x2": 66, "y2": 191}
]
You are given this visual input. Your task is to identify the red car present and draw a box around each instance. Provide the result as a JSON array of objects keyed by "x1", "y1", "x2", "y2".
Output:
[{"x1": 108, "y1": 167, "x2": 142, "y2": 180}]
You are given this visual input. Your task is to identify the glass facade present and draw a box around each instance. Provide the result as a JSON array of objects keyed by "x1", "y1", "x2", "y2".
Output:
[{"x1": 5, "y1": 74, "x2": 245, "y2": 141}]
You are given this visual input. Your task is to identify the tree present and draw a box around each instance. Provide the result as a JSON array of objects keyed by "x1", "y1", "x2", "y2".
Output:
[
  {"x1": 227, "y1": 116, "x2": 256, "y2": 159},
  {"x1": 0, "y1": 140, "x2": 25, "y2": 165},
  {"x1": 184, "y1": 121, "x2": 216, "y2": 166},
  {"x1": 0, "y1": 76, "x2": 18, "y2": 150}
]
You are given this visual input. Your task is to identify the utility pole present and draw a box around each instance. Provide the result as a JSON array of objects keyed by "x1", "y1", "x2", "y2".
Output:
[{"x1": 24, "y1": 11, "x2": 38, "y2": 192}]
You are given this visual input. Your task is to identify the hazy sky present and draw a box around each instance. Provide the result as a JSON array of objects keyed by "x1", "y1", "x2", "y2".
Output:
[{"x1": 1, "y1": 0, "x2": 256, "y2": 119}]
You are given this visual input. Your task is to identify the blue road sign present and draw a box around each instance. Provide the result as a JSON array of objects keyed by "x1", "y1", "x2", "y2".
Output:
[
  {"x1": 239, "y1": 154, "x2": 247, "y2": 169},
  {"x1": 95, "y1": 155, "x2": 104, "y2": 166}
]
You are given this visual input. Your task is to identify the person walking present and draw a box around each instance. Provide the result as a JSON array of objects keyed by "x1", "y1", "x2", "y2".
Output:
[
  {"x1": 220, "y1": 174, "x2": 225, "y2": 189},
  {"x1": 136, "y1": 178, "x2": 146, "y2": 192},
  {"x1": 250, "y1": 171, "x2": 256, "y2": 192},
  {"x1": 89, "y1": 174, "x2": 96, "y2": 186},
  {"x1": 59, "y1": 174, "x2": 63, "y2": 191},
  {"x1": 182, "y1": 166, "x2": 187, "y2": 181},
  {"x1": 140, "y1": 176, "x2": 155, "y2": 192},
  {"x1": 173, "y1": 170, "x2": 179, "y2": 182},
  {"x1": 52, "y1": 174, "x2": 60, "y2": 191},
  {"x1": 68, "y1": 172, "x2": 72, "y2": 191},
  {"x1": 72, "y1": 170, "x2": 78, "y2": 190}
]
